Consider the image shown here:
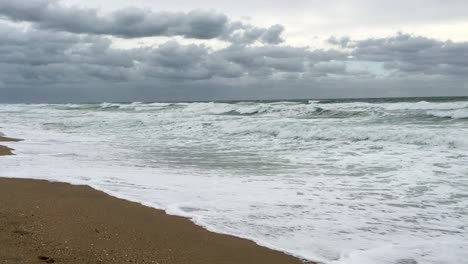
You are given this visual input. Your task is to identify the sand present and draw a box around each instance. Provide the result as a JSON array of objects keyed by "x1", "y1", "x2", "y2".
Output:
[
  {"x1": 0, "y1": 145, "x2": 14, "y2": 155},
  {"x1": 0, "y1": 135, "x2": 21, "y2": 155},
  {"x1": 0, "y1": 135, "x2": 310, "y2": 264},
  {"x1": 0, "y1": 136, "x2": 22, "y2": 142}
]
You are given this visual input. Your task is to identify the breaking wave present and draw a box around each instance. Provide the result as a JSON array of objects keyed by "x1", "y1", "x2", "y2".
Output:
[{"x1": 44, "y1": 99, "x2": 468, "y2": 122}]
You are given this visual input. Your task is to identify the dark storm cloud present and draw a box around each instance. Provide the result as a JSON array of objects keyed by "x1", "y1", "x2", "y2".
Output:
[
  {"x1": 0, "y1": 0, "x2": 283, "y2": 44},
  {"x1": 0, "y1": 26, "x2": 139, "y2": 72},
  {"x1": 0, "y1": 26, "x2": 140, "y2": 84}
]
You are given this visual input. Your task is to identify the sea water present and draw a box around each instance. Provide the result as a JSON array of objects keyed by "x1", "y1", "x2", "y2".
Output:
[{"x1": 1, "y1": 97, "x2": 467, "y2": 264}]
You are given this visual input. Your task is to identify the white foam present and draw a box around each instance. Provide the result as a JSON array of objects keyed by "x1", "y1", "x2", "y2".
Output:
[
  {"x1": 427, "y1": 109, "x2": 468, "y2": 119},
  {"x1": 309, "y1": 101, "x2": 468, "y2": 111},
  {"x1": 382, "y1": 101, "x2": 468, "y2": 111},
  {"x1": 332, "y1": 240, "x2": 468, "y2": 264}
]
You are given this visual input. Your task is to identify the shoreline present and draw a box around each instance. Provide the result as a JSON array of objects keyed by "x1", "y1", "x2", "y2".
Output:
[{"x1": 0, "y1": 134, "x2": 311, "y2": 264}]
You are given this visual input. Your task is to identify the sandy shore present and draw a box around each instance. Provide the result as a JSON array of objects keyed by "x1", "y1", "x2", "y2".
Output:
[{"x1": 0, "y1": 135, "x2": 309, "y2": 264}]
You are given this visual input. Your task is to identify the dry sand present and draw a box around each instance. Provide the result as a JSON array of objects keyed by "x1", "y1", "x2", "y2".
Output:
[{"x1": 0, "y1": 135, "x2": 310, "y2": 264}]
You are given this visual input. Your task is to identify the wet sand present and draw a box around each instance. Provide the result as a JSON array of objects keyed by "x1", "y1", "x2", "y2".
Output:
[
  {"x1": 0, "y1": 136, "x2": 22, "y2": 142},
  {"x1": 0, "y1": 135, "x2": 309, "y2": 264},
  {"x1": 0, "y1": 145, "x2": 14, "y2": 155},
  {"x1": 0, "y1": 135, "x2": 21, "y2": 155}
]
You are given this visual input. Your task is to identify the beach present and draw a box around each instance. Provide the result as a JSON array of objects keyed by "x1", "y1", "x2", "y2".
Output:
[
  {"x1": 1, "y1": 98, "x2": 467, "y2": 264},
  {"x1": 0, "y1": 136, "x2": 305, "y2": 264}
]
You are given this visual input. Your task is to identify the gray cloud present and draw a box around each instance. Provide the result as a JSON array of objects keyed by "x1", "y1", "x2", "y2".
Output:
[
  {"x1": 327, "y1": 36, "x2": 351, "y2": 48},
  {"x1": 341, "y1": 33, "x2": 468, "y2": 76},
  {"x1": 0, "y1": 0, "x2": 283, "y2": 44},
  {"x1": 222, "y1": 23, "x2": 284, "y2": 45}
]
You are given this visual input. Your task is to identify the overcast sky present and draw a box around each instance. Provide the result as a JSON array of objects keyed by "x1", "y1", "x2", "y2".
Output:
[{"x1": 0, "y1": 0, "x2": 467, "y2": 102}]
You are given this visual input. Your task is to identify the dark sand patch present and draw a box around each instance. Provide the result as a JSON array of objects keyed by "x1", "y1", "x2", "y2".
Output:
[
  {"x1": 0, "y1": 135, "x2": 21, "y2": 155},
  {"x1": 0, "y1": 178, "x2": 309, "y2": 264},
  {"x1": 0, "y1": 145, "x2": 14, "y2": 155},
  {"x1": 0, "y1": 136, "x2": 22, "y2": 142}
]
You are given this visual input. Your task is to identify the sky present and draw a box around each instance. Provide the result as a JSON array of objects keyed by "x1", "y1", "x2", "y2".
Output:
[{"x1": 0, "y1": 0, "x2": 467, "y2": 102}]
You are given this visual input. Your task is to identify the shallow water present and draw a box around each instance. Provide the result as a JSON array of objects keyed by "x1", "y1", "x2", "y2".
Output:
[{"x1": 1, "y1": 97, "x2": 467, "y2": 264}]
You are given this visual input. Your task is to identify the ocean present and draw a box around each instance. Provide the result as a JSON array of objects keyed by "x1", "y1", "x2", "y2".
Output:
[{"x1": 1, "y1": 97, "x2": 467, "y2": 264}]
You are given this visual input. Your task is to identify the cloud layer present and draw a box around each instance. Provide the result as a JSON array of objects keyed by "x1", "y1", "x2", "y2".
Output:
[{"x1": 0, "y1": 0, "x2": 467, "y2": 102}]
